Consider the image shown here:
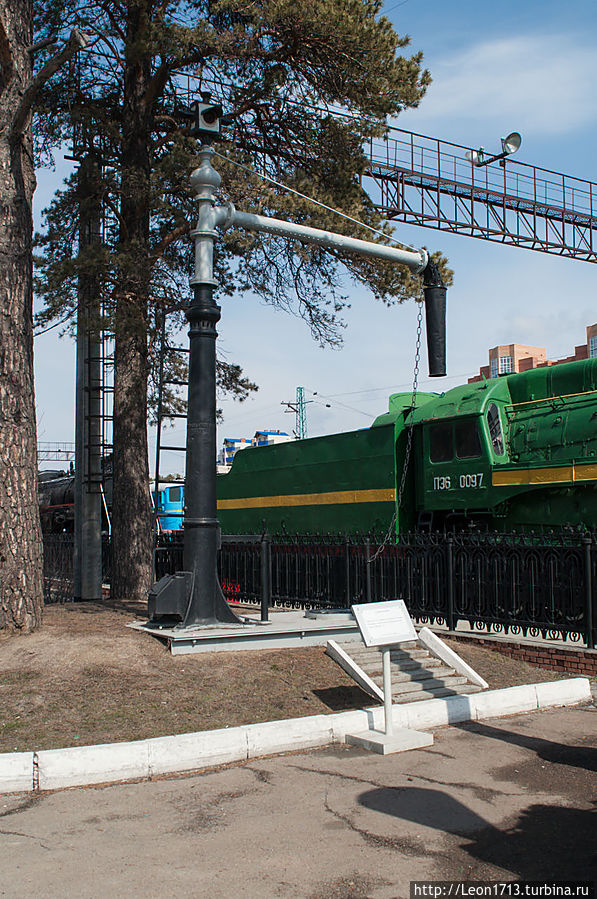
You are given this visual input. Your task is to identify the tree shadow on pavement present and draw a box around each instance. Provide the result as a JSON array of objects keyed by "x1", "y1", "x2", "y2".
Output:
[
  {"x1": 456, "y1": 720, "x2": 597, "y2": 774},
  {"x1": 358, "y1": 786, "x2": 597, "y2": 881},
  {"x1": 466, "y1": 801, "x2": 596, "y2": 881}
]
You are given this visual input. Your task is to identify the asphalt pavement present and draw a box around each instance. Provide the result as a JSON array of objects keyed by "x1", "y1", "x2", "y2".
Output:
[{"x1": 0, "y1": 704, "x2": 595, "y2": 898}]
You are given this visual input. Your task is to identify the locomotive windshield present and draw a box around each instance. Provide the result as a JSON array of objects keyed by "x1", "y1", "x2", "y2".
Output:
[
  {"x1": 429, "y1": 419, "x2": 482, "y2": 461},
  {"x1": 486, "y1": 403, "x2": 505, "y2": 455},
  {"x1": 429, "y1": 423, "x2": 453, "y2": 462},
  {"x1": 454, "y1": 420, "x2": 482, "y2": 459}
]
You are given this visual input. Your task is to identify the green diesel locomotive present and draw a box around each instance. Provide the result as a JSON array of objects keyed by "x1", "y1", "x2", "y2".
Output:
[{"x1": 216, "y1": 357, "x2": 597, "y2": 535}]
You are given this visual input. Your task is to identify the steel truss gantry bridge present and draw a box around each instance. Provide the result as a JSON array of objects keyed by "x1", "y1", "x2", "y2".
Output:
[{"x1": 362, "y1": 128, "x2": 597, "y2": 263}]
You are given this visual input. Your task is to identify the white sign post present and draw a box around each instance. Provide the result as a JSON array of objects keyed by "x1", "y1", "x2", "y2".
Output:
[
  {"x1": 346, "y1": 600, "x2": 434, "y2": 755},
  {"x1": 381, "y1": 647, "x2": 393, "y2": 736}
]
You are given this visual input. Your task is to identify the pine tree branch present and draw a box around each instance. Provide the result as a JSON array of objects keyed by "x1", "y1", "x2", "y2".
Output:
[
  {"x1": 150, "y1": 222, "x2": 190, "y2": 262},
  {"x1": 143, "y1": 60, "x2": 170, "y2": 113},
  {"x1": 11, "y1": 27, "x2": 89, "y2": 140},
  {"x1": 96, "y1": 1, "x2": 127, "y2": 44},
  {"x1": 151, "y1": 114, "x2": 178, "y2": 150},
  {"x1": 151, "y1": 131, "x2": 176, "y2": 152},
  {"x1": 102, "y1": 192, "x2": 127, "y2": 236}
]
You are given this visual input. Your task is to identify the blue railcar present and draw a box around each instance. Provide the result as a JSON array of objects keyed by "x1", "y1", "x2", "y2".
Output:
[{"x1": 155, "y1": 484, "x2": 184, "y2": 532}]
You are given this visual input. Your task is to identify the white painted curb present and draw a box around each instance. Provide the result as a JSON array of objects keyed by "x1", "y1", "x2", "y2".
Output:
[
  {"x1": 534, "y1": 678, "x2": 591, "y2": 709},
  {"x1": 37, "y1": 740, "x2": 150, "y2": 791},
  {"x1": 0, "y1": 752, "x2": 34, "y2": 793},
  {"x1": 0, "y1": 678, "x2": 591, "y2": 794},
  {"x1": 471, "y1": 683, "x2": 537, "y2": 719},
  {"x1": 147, "y1": 729, "x2": 247, "y2": 779},
  {"x1": 244, "y1": 714, "x2": 333, "y2": 758}
]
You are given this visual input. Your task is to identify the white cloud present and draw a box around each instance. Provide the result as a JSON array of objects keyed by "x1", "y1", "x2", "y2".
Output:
[{"x1": 398, "y1": 34, "x2": 597, "y2": 137}]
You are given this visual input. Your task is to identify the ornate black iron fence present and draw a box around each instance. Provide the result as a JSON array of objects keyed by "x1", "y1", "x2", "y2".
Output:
[
  {"x1": 42, "y1": 534, "x2": 111, "y2": 603},
  {"x1": 154, "y1": 530, "x2": 596, "y2": 646},
  {"x1": 42, "y1": 534, "x2": 75, "y2": 603}
]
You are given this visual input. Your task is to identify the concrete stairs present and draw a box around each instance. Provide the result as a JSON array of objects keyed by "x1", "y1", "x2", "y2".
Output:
[{"x1": 326, "y1": 635, "x2": 487, "y2": 704}]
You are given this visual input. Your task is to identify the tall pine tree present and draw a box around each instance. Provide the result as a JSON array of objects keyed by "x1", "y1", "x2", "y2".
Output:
[
  {"x1": 34, "y1": 0, "x2": 449, "y2": 602},
  {"x1": 0, "y1": 0, "x2": 85, "y2": 632}
]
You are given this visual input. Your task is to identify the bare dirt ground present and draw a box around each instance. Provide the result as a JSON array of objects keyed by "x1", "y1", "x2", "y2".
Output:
[{"x1": 0, "y1": 601, "x2": 570, "y2": 753}]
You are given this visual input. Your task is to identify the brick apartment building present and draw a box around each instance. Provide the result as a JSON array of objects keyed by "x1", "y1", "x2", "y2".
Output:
[{"x1": 468, "y1": 323, "x2": 597, "y2": 383}]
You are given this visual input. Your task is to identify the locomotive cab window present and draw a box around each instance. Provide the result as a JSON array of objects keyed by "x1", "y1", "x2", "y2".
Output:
[
  {"x1": 486, "y1": 403, "x2": 505, "y2": 455},
  {"x1": 168, "y1": 486, "x2": 182, "y2": 502},
  {"x1": 429, "y1": 423, "x2": 453, "y2": 462},
  {"x1": 454, "y1": 419, "x2": 482, "y2": 459}
]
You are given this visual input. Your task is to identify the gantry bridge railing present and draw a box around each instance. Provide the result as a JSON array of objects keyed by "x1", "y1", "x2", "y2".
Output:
[{"x1": 362, "y1": 128, "x2": 597, "y2": 262}]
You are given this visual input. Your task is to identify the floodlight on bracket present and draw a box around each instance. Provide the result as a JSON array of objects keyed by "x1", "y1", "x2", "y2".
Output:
[{"x1": 465, "y1": 131, "x2": 522, "y2": 167}]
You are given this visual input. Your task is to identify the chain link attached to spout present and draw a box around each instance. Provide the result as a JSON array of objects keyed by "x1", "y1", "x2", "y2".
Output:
[{"x1": 369, "y1": 302, "x2": 423, "y2": 563}]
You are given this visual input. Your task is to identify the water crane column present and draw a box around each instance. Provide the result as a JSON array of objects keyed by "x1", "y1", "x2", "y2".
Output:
[{"x1": 148, "y1": 113, "x2": 447, "y2": 629}]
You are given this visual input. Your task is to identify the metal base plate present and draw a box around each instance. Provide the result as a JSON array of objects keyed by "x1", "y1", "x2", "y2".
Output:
[{"x1": 129, "y1": 609, "x2": 360, "y2": 655}]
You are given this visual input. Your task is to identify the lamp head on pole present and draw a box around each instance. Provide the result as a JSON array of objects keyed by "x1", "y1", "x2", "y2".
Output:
[
  {"x1": 465, "y1": 131, "x2": 522, "y2": 167},
  {"x1": 501, "y1": 131, "x2": 522, "y2": 155}
]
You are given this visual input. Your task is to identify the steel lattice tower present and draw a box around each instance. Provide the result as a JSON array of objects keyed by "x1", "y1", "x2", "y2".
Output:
[{"x1": 296, "y1": 386, "x2": 307, "y2": 439}]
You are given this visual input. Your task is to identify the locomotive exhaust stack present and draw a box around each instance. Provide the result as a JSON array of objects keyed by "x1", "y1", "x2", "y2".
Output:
[{"x1": 422, "y1": 259, "x2": 447, "y2": 378}]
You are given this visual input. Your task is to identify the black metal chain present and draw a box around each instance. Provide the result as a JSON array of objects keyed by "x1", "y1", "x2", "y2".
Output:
[{"x1": 369, "y1": 301, "x2": 423, "y2": 563}]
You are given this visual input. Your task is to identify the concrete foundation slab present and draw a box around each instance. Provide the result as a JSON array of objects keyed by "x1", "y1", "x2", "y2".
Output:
[{"x1": 346, "y1": 726, "x2": 434, "y2": 755}]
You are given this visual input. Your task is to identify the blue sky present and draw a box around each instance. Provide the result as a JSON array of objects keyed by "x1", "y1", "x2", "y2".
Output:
[{"x1": 34, "y1": 0, "x2": 597, "y2": 475}]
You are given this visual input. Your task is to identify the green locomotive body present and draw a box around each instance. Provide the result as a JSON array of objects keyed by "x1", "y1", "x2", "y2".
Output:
[{"x1": 216, "y1": 358, "x2": 597, "y2": 535}]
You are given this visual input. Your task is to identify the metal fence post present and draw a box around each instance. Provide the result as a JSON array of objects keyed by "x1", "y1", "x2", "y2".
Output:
[
  {"x1": 446, "y1": 536, "x2": 455, "y2": 632},
  {"x1": 261, "y1": 533, "x2": 271, "y2": 622},
  {"x1": 583, "y1": 537, "x2": 594, "y2": 649},
  {"x1": 365, "y1": 538, "x2": 372, "y2": 603},
  {"x1": 344, "y1": 538, "x2": 351, "y2": 607}
]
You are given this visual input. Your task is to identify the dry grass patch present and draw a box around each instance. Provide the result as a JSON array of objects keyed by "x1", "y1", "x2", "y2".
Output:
[{"x1": 0, "y1": 602, "x2": 567, "y2": 752}]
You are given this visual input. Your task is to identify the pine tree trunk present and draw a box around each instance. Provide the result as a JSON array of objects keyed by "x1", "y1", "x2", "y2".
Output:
[
  {"x1": 111, "y1": 302, "x2": 153, "y2": 602},
  {"x1": 110, "y1": 0, "x2": 153, "y2": 602},
  {"x1": 111, "y1": 312, "x2": 153, "y2": 602},
  {"x1": 0, "y1": 0, "x2": 44, "y2": 631}
]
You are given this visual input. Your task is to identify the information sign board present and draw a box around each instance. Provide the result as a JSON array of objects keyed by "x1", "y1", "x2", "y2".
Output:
[{"x1": 352, "y1": 600, "x2": 417, "y2": 648}]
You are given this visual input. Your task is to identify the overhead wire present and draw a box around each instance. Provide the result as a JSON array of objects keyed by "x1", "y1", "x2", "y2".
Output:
[
  {"x1": 305, "y1": 371, "x2": 478, "y2": 400},
  {"x1": 307, "y1": 391, "x2": 374, "y2": 418}
]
